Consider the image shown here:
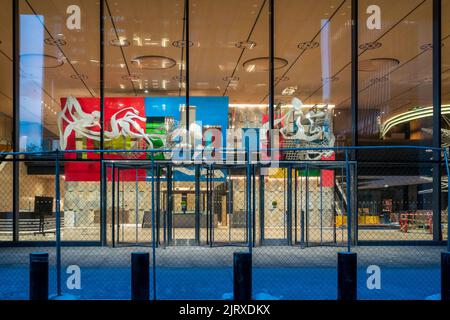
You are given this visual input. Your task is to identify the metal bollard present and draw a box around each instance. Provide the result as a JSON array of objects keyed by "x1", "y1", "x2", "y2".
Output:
[
  {"x1": 337, "y1": 252, "x2": 357, "y2": 300},
  {"x1": 29, "y1": 252, "x2": 49, "y2": 300},
  {"x1": 233, "y1": 252, "x2": 252, "y2": 300},
  {"x1": 131, "y1": 252, "x2": 149, "y2": 300},
  {"x1": 442, "y1": 252, "x2": 450, "y2": 300}
]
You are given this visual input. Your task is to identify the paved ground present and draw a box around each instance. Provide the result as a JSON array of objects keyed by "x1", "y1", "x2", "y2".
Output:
[{"x1": 0, "y1": 245, "x2": 445, "y2": 300}]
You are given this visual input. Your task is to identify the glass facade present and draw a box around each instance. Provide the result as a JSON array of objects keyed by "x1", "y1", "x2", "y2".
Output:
[{"x1": 0, "y1": 0, "x2": 448, "y2": 244}]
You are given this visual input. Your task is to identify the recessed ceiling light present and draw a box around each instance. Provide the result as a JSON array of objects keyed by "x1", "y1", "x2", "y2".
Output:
[
  {"x1": 359, "y1": 41, "x2": 382, "y2": 50},
  {"x1": 110, "y1": 38, "x2": 130, "y2": 47},
  {"x1": 369, "y1": 76, "x2": 389, "y2": 85},
  {"x1": 243, "y1": 57, "x2": 288, "y2": 72},
  {"x1": 131, "y1": 55, "x2": 176, "y2": 70},
  {"x1": 235, "y1": 41, "x2": 256, "y2": 49},
  {"x1": 70, "y1": 74, "x2": 88, "y2": 80},
  {"x1": 172, "y1": 75, "x2": 186, "y2": 82},
  {"x1": 44, "y1": 38, "x2": 67, "y2": 46},
  {"x1": 172, "y1": 40, "x2": 194, "y2": 48},
  {"x1": 275, "y1": 76, "x2": 290, "y2": 82},
  {"x1": 223, "y1": 76, "x2": 239, "y2": 82},
  {"x1": 322, "y1": 76, "x2": 339, "y2": 83},
  {"x1": 420, "y1": 42, "x2": 444, "y2": 51},
  {"x1": 20, "y1": 54, "x2": 64, "y2": 68},
  {"x1": 358, "y1": 58, "x2": 400, "y2": 72},
  {"x1": 121, "y1": 74, "x2": 140, "y2": 81},
  {"x1": 297, "y1": 41, "x2": 320, "y2": 50}
]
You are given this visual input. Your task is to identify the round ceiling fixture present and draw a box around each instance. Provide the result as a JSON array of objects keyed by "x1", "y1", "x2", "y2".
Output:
[
  {"x1": 20, "y1": 54, "x2": 64, "y2": 68},
  {"x1": 420, "y1": 42, "x2": 444, "y2": 51},
  {"x1": 110, "y1": 38, "x2": 130, "y2": 47},
  {"x1": 172, "y1": 75, "x2": 186, "y2": 82},
  {"x1": 369, "y1": 76, "x2": 389, "y2": 85},
  {"x1": 44, "y1": 38, "x2": 67, "y2": 46},
  {"x1": 235, "y1": 41, "x2": 256, "y2": 49},
  {"x1": 297, "y1": 41, "x2": 319, "y2": 50},
  {"x1": 358, "y1": 58, "x2": 400, "y2": 72},
  {"x1": 223, "y1": 76, "x2": 239, "y2": 82},
  {"x1": 131, "y1": 55, "x2": 176, "y2": 70},
  {"x1": 172, "y1": 40, "x2": 194, "y2": 48},
  {"x1": 322, "y1": 76, "x2": 339, "y2": 83},
  {"x1": 121, "y1": 74, "x2": 140, "y2": 81},
  {"x1": 70, "y1": 74, "x2": 88, "y2": 80},
  {"x1": 243, "y1": 57, "x2": 288, "y2": 72},
  {"x1": 359, "y1": 41, "x2": 382, "y2": 50},
  {"x1": 275, "y1": 76, "x2": 290, "y2": 82}
]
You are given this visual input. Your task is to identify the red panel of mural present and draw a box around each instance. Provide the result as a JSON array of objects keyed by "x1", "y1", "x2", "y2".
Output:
[
  {"x1": 59, "y1": 97, "x2": 147, "y2": 182},
  {"x1": 321, "y1": 153, "x2": 335, "y2": 187}
]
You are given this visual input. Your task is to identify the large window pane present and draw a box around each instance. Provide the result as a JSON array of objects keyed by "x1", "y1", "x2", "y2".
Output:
[
  {"x1": 358, "y1": 0, "x2": 433, "y2": 147},
  {"x1": 0, "y1": 0, "x2": 13, "y2": 241}
]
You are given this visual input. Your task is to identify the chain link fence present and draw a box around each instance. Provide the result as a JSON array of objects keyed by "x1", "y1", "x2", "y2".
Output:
[{"x1": 0, "y1": 147, "x2": 449, "y2": 300}]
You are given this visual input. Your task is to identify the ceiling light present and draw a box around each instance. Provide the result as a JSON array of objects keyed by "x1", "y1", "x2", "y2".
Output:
[
  {"x1": 282, "y1": 86, "x2": 297, "y2": 96},
  {"x1": 110, "y1": 38, "x2": 130, "y2": 47},
  {"x1": 121, "y1": 74, "x2": 140, "y2": 81},
  {"x1": 161, "y1": 38, "x2": 170, "y2": 47},
  {"x1": 235, "y1": 41, "x2": 256, "y2": 49},
  {"x1": 275, "y1": 76, "x2": 290, "y2": 82},
  {"x1": 322, "y1": 76, "x2": 339, "y2": 83},
  {"x1": 172, "y1": 75, "x2": 186, "y2": 82},
  {"x1": 172, "y1": 40, "x2": 194, "y2": 48},
  {"x1": 243, "y1": 57, "x2": 288, "y2": 72},
  {"x1": 44, "y1": 38, "x2": 67, "y2": 46},
  {"x1": 358, "y1": 58, "x2": 400, "y2": 72},
  {"x1": 70, "y1": 74, "x2": 88, "y2": 80},
  {"x1": 359, "y1": 41, "x2": 382, "y2": 50},
  {"x1": 223, "y1": 76, "x2": 239, "y2": 82},
  {"x1": 297, "y1": 41, "x2": 320, "y2": 50},
  {"x1": 381, "y1": 105, "x2": 450, "y2": 137},
  {"x1": 20, "y1": 54, "x2": 64, "y2": 68},
  {"x1": 131, "y1": 55, "x2": 176, "y2": 70}
]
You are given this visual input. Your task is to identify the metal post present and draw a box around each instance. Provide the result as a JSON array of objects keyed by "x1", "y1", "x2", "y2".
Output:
[
  {"x1": 29, "y1": 252, "x2": 48, "y2": 300},
  {"x1": 252, "y1": 165, "x2": 256, "y2": 247},
  {"x1": 100, "y1": 160, "x2": 107, "y2": 245},
  {"x1": 268, "y1": 0, "x2": 274, "y2": 130},
  {"x1": 305, "y1": 164, "x2": 309, "y2": 245},
  {"x1": 156, "y1": 164, "x2": 161, "y2": 246},
  {"x1": 233, "y1": 252, "x2": 252, "y2": 300},
  {"x1": 55, "y1": 150, "x2": 61, "y2": 296},
  {"x1": 287, "y1": 166, "x2": 292, "y2": 245},
  {"x1": 432, "y1": 0, "x2": 442, "y2": 242},
  {"x1": 444, "y1": 148, "x2": 450, "y2": 250},
  {"x1": 320, "y1": 169, "x2": 323, "y2": 244},
  {"x1": 111, "y1": 163, "x2": 115, "y2": 247},
  {"x1": 294, "y1": 168, "x2": 298, "y2": 244},
  {"x1": 135, "y1": 168, "x2": 139, "y2": 244},
  {"x1": 150, "y1": 154, "x2": 157, "y2": 300},
  {"x1": 259, "y1": 172, "x2": 265, "y2": 245},
  {"x1": 167, "y1": 165, "x2": 173, "y2": 244},
  {"x1": 345, "y1": 149, "x2": 352, "y2": 252},
  {"x1": 246, "y1": 144, "x2": 252, "y2": 252},
  {"x1": 337, "y1": 252, "x2": 357, "y2": 300},
  {"x1": 195, "y1": 164, "x2": 200, "y2": 245},
  {"x1": 12, "y1": 0, "x2": 20, "y2": 243},
  {"x1": 131, "y1": 252, "x2": 149, "y2": 300}
]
